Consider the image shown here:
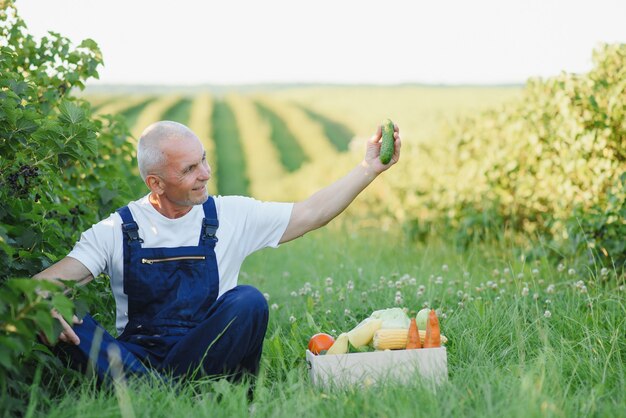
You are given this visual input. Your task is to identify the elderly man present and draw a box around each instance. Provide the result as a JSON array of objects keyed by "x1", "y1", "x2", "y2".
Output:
[{"x1": 35, "y1": 120, "x2": 400, "y2": 381}]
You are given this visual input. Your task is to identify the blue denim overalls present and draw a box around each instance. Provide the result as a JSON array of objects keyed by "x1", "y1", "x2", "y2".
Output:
[{"x1": 55, "y1": 197, "x2": 269, "y2": 382}]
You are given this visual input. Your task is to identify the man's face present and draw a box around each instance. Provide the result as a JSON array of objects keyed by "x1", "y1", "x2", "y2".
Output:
[{"x1": 157, "y1": 135, "x2": 211, "y2": 207}]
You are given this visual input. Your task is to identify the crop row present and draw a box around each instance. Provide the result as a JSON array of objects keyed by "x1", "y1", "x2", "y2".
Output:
[{"x1": 85, "y1": 93, "x2": 353, "y2": 198}]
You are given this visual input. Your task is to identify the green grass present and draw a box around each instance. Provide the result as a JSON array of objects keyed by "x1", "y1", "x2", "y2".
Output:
[
  {"x1": 120, "y1": 97, "x2": 157, "y2": 133},
  {"x1": 254, "y1": 102, "x2": 309, "y2": 172},
  {"x1": 298, "y1": 105, "x2": 353, "y2": 152},
  {"x1": 23, "y1": 226, "x2": 626, "y2": 417},
  {"x1": 161, "y1": 98, "x2": 193, "y2": 125},
  {"x1": 211, "y1": 100, "x2": 249, "y2": 196}
]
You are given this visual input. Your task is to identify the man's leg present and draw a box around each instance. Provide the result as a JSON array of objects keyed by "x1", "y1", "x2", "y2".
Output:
[
  {"x1": 53, "y1": 313, "x2": 151, "y2": 382},
  {"x1": 161, "y1": 285, "x2": 269, "y2": 379}
]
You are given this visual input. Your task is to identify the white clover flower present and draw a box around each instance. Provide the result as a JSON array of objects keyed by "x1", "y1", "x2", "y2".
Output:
[
  {"x1": 357, "y1": 267, "x2": 363, "y2": 277},
  {"x1": 435, "y1": 276, "x2": 443, "y2": 285},
  {"x1": 503, "y1": 268, "x2": 510, "y2": 276},
  {"x1": 500, "y1": 279, "x2": 506, "y2": 284},
  {"x1": 338, "y1": 295, "x2": 345, "y2": 302},
  {"x1": 395, "y1": 295, "x2": 404, "y2": 305},
  {"x1": 395, "y1": 290, "x2": 402, "y2": 297},
  {"x1": 538, "y1": 279, "x2": 545, "y2": 285},
  {"x1": 442, "y1": 264, "x2": 449, "y2": 272},
  {"x1": 557, "y1": 263, "x2": 565, "y2": 272},
  {"x1": 422, "y1": 301, "x2": 430, "y2": 308},
  {"x1": 325, "y1": 309, "x2": 332, "y2": 315},
  {"x1": 325, "y1": 287, "x2": 333, "y2": 294},
  {"x1": 361, "y1": 291, "x2": 368, "y2": 298},
  {"x1": 387, "y1": 280, "x2": 394, "y2": 288},
  {"x1": 346, "y1": 280, "x2": 354, "y2": 291},
  {"x1": 418, "y1": 284, "x2": 426, "y2": 292},
  {"x1": 568, "y1": 268, "x2": 576, "y2": 276},
  {"x1": 263, "y1": 293, "x2": 270, "y2": 301},
  {"x1": 533, "y1": 293, "x2": 540, "y2": 300},
  {"x1": 579, "y1": 285, "x2": 588, "y2": 294},
  {"x1": 499, "y1": 289, "x2": 505, "y2": 294},
  {"x1": 545, "y1": 299, "x2": 552, "y2": 304},
  {"x1": 517, "y1": 273, "x2": 524, "y2": 279},
  {"x1": 619, "y1": 285, "x2": 625, "y2": 292},
  {"x1": 495, "y1": 296, "x2": 501, "y2": 302},
  {"x1": 458, "y1": 301, "x2": 465, "y2": 307},
  {"x1": 464, "y1": 281, "x2": 470, "y2": 288},
  {"x1": 546, "y1": 284, "x2": 555, "y2": 294},
  {"x1": 290, "y1": 291, "x2": 298, "y2": 297},
  {"x1": 271, "y1": 303, "x2": 278, "y2": 310},
  {"x1": 544, "y1": 310, "x2": 552, "y2": 318},
  {"x1": 600, "y1": 268, "x2": 609, "y2": 277},
  {"x1": 532, "y1": 268, "x2": 539, "y2": 276},
  {"x1": 325, "y1": 277, "x2": 333, "y2": 286},
  {"x1": 457, "y1": 290, "x2": 464, "y2": 298},
  {"x1": 395, "y1": 281, "x2": 403, "y2": 289},
  {"x1": 463, "y1": 271, "x2": 470, "y2": 278},
  {"x1": 409, "y1": 277, "x2": 417, "y2": 286},
  {"x1": 521, "y1": 287, "x2": 529, "y2": 296},
  {"x1": 492, "y1": 269, "x2": 500, "y2": 276},
  {"x1": 289, "y1": 315, "x2": 296, "y2": 323},
  {"x1": 344, "y1": 309, "x2": 351, "y2": 316}
]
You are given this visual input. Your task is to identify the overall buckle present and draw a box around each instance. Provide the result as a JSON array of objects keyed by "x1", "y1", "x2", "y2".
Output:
[
  {"x1": 122, "y1": 222, "x2": 144, "y2": 243},
  {"x1": 201, "y1": 218, "x2": 218, "y2": 241}
]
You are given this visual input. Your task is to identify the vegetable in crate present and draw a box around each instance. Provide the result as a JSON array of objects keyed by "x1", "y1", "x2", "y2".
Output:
[
  {"x1": 406, "y1": 318, "x2": 421, "y2": 349},
  {"x1": 326, "y1": 333, "x2": 349, "y2": 355},
  {"x1": 423, "y1": 309, "x2": 441, "y2": 348},
  {"x1": 379, "y1": 119, "x2": 395, "y2": 164},
  {"x1": 308, "y1": 333, "x2": 335, "y2": 355}
]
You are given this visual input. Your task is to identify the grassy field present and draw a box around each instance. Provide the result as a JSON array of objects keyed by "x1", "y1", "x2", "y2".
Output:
[
  {"x1": 54, "y1": 85, "x2": 623, "y2": 417},
  {"x1": 29, "y1": 225, "x2": 625, "y2": 417}
]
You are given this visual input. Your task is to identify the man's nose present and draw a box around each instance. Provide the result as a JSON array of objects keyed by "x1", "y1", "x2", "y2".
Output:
[{"x1": 199, "y1": 164, "x2": 211, "y2": 180}]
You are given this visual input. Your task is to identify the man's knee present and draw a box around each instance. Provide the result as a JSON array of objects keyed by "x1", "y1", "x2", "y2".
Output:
[{"x1": 224, "y1": 285, "x2": 268, "y2": 317}]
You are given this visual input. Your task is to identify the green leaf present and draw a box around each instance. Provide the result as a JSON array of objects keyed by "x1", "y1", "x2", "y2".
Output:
[{"x1": 58, "y1": 100, "x2": 85, "y2": 125}]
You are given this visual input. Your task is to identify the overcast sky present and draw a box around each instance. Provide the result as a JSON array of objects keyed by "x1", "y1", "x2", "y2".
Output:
[{"x1": 15, "y1": 0, "x2": 626, "y2": 86}]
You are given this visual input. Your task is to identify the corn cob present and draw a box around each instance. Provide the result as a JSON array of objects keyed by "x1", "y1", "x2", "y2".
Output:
[{"x1": 373, "y1": 329, "x2": 448, "y2": 350}]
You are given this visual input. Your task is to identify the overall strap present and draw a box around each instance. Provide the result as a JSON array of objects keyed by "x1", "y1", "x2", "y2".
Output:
[
  {"x1": 116, "y1": 206, "x2": 143, "y2": 288},
  {"x1": 200, "y1": 197, "x2": 219, "y2": 246},
  {"x1": 116, "y1": 206, "x2": 144, "y2": 247}
]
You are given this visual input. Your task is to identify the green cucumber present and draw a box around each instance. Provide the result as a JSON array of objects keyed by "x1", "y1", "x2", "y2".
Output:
[{"x1": 379, "y1": 119, "x2": 394, "y2": 164}]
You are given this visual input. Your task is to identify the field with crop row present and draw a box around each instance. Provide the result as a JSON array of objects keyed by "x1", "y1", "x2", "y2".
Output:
[{"x1": 84, "y1": 87, "x2": 520, "y2": 202}]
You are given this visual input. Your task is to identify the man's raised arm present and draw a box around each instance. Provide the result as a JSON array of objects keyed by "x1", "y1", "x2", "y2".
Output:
[{"x1": 280, "y1": 123, "x2": 401, "y2": 244}]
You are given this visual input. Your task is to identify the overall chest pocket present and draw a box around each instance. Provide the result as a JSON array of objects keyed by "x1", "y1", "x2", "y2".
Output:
[{"x1": 126, "y1": 253, "x2": 213, "y2": 308}]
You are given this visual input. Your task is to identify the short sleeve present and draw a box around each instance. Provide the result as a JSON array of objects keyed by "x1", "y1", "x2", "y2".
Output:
[
  {"x1": 218, "y1": 196, "x2": 293, "y2": 256},
  {"x1": 67, "y1": 214, "x2": 119, "y2": 279}
]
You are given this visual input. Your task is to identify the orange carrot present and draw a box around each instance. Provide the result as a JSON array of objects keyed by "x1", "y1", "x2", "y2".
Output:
[
  {"x1": 423, "y1": 309, "x2": 441, "y2": 348},
  {"x1": 406, "y1": 317, "x2": 421, "y2": 349}
]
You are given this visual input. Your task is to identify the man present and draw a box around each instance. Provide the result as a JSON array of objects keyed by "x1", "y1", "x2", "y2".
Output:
[{"x1": 34, "y1": 120, "x2": 401, "y2": 381}]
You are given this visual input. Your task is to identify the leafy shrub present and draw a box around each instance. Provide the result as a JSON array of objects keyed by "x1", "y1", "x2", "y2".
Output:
[
  {"x1": 398, "y1": 44, "x2": 625, "y2": 267},
  {"x1": 0, "y1": 1, "x2": 143, "y2": 412}
]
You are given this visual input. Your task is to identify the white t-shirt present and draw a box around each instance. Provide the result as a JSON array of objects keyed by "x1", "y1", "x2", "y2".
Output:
[{"x1": 68, "y1": 194, "x2": 293, "y2": 335}]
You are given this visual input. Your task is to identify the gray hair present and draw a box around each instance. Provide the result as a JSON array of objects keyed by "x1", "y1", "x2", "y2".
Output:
[{"x1": 136, "y1": 121, "x2": 195, "y2": 181}]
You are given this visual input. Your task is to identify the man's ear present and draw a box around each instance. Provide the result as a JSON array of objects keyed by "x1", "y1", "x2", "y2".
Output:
[{"x1": 146, "y1": 174, "x2": 164, "y2": 195}]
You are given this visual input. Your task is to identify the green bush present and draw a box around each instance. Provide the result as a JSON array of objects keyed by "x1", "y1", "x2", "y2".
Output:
[
  {"x1": 412, "y1": 44, "x2": 625, "y2": 268},
  {"x1": 0, "y1": 1, "x2": 143, "y2": 413}
]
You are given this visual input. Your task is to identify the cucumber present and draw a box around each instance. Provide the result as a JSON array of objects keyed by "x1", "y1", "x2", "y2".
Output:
[{"x1": 379, "y1": 119, "x2": 394, "y2": 164}]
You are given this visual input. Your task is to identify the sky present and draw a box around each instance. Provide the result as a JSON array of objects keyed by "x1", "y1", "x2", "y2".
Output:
[{"x1": 15, "y1": 0, "x2": 626, "y2": 86}]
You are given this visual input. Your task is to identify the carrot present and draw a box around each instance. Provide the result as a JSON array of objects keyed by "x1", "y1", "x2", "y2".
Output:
[
  {"x1": 406, "y1": 317, "x2": 421, "y2": 349},
  {"x1": 423, "y1": 309, "x2": 441, "y2": 348}
]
